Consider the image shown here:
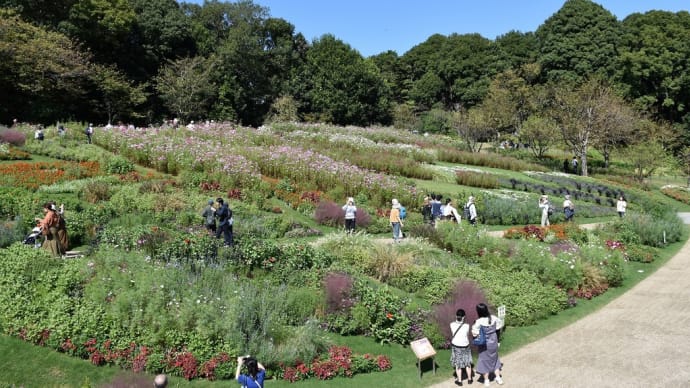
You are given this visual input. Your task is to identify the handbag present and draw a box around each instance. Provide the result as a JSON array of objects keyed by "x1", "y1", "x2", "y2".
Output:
[{"x1": 472, "y1": 325, "x2": 486, "y2": 346}]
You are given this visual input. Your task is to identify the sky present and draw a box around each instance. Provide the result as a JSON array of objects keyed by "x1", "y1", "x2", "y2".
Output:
[{"x1": 188, "y1": 0, "x2": 688, "y2": 57}]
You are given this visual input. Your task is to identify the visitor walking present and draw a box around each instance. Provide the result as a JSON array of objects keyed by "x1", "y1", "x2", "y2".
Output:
[
  {"x1": 390, "y1": 199, "x2": 403, "y2": 243},
  {"x1": 539, "y1": 195, "x2": 551, "y2": 227},
  {"x1": 342, "y1": 197, "x2": 357, "y2": 233},
  {"x1": 563, "y1": 195, "x2": 575, "y2": 222},
  {"x1": 215, "y1": 198, "x2": 233, "y2": 247},
  {"x1": 443, "y1": 198, "x2": 462, "y2": 223},
  {"x1": 85, "y1": 123, "x2": 94, "y2": 144},
  {"x1": 472, "y1": 303, "x2": 504, "y2": 386},
  {"x1": 571, "y1": 156, "x2": 579, "y2": 175},
  {"x1": 466, "y1": 196, "x2": 478, "y2": 226},
  {"x1": 201, "y1": 199, "x2": 216, "y2": 235},
  {"x1": 421, "y1": 196, "x2": 433, "y2": 225},
  {"x1": 617, "y1": 195, "x2": 627, "y2": 218},
  {"x1": 431, "y1": 194, "x2": 443, "y2": 226},
  {"x1": 35, "y1": 202, "x2": 61, "y2": 257},
  {"x1": 450, "y1": 309, "x2": 473, "y2": 386}
]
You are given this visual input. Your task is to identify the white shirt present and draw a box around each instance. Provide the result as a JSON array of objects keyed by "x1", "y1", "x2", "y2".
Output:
[
  {"x1": 471, "y1": 315, "x2": 504, "y2": 337},
  {"x1": 617, "y1": 200, "x2": 627, "y2": 213},
  {"x1": 450, "y1": 321, "x2": 470, "y2": 347},
  {"x1": 443, "y1": 204, "x2": 461, "y2": 222}
]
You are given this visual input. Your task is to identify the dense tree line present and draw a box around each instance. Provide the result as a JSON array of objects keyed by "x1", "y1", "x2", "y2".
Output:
[{"x1": 1, "y1": 0, "x2": 690, "y2": 153}]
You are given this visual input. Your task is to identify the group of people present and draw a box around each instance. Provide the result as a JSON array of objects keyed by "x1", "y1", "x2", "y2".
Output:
[
  {"x1": 422, "y1": 194, "x2": 478, "y2": 227},
  {"x1": 35, "y1": 202, "x2": 68, "y2": 256},
  {"x1": 201, "y1": 197, "x2": 234, "y2": 246},
  {"x1": 538, "y1": 193, "x2": 628, "y2": 227},
  {"x1": 450, "y1": 303, "x2": 505, "y2": 386}
]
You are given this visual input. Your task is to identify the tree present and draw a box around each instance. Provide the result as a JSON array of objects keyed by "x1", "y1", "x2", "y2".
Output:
[
  {"x1": 92, "y1": 65, "x2": 147, "y2": 124},
  {"x1": 520, "y1": 115, "x2": 559, "y2": 159},
  {"x1": 155, "y1": 56, "x2": 215, "y2": 122},
  {"x1": 0, "y1": 11, "x2": 93, "y2": 123},
  {"x1": 617, "y1": 11, "x2": 690, "y2": 124},
  {"x1": 552, "y1": 78, "x2": 621, "y2": 177},
  {"x1": 293, "y1": 34, "x2": 391, "y2": 126},
  {"x1": 624, "y1": 141, "x2": 669, "y2": 183},
  {"x1": 536, "y1": 0, "x2": 622, "y2": 83},
  {"x1": 451, "y1": 107, "x2": 494, "y2": 153},
  {"x1": 590, "y1": 93, "x2": 638, "y2": 169}
]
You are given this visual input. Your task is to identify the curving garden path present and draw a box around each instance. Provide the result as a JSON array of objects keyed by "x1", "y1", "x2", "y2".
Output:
[{"x1": 431, "y1": 213, "x2": 690, "y2": 387}]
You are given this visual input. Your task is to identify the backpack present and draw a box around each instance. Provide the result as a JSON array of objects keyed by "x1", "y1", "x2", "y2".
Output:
[
  {"x1": 463, "y1": 204, "x2": 471, "y2": 220},
  {"x1": 399, "y1": 206, "x2": 407, "y2": 220}
]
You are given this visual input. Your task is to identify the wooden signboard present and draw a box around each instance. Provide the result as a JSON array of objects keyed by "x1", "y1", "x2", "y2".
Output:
[{"x1": 410, "y1": 337, "x2": 436, "y2": 379}]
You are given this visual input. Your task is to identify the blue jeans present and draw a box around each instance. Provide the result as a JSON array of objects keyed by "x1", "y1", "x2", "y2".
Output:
[{"x1": 391, "y1": 222, "x2": 401, "y2": 241}]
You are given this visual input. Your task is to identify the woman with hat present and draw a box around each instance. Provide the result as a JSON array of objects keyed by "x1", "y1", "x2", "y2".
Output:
[
  {"x1": 201, "y1": 199, "x2": 216, "y2": 234},
  {"x1": 563, "y1": 195, "x2": 575, "y2": 222},
  {"x1": 342, "y1": 197, "x2": 357, "y2": 234},
  {"x1": 539, "y1": 195, "x2": 551, "y2": 227},
  {"x1": 390, "y1": 199, "x2": 403, "y2": 243}
]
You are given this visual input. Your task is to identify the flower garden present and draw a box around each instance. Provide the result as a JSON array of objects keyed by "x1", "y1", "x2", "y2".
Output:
[{"x1": 0, "y1": 122, "x2": 687, "y2": 386}]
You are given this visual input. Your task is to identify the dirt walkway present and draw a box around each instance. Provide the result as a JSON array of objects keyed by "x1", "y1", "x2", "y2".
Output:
[{"x1": 431, "y1": 215, "x2": 690, "y2": 387}]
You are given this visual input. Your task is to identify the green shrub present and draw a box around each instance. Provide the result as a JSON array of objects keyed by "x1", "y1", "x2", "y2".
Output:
[
  {"x1": 611, "y1": 211, "x2": 684, "y2": 247},
  {"x1": 455, "y1": 170, "x2": 500, "y2": 189},
  {"x1": 104, "y1": 155, "x2": 135, "y2": 174},
  {"x1": 0, "y1": 217, "x2": 26, "y2": 248},
  {"x1": 285, "y1": 288, "x2": 323, "y2": 325}
]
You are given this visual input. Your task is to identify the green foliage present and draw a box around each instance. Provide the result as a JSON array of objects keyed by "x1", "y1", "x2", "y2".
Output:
[
  {"x1": 104, "y1": 156, "x2": 135, "y2": 174},
  {"x1": 455, "y1": 170, "x2": 500, "y2": 189},
  {"x1": 284, "y1": 288, "x2": 323, "y2": 325},
  {"x1": 609, "y1": 211, "x2": 684, "y2": 247}
]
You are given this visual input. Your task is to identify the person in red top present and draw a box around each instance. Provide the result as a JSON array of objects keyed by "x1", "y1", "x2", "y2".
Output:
[{"x1": 35, "y1": 202, "x2": 61, "y2": 256}]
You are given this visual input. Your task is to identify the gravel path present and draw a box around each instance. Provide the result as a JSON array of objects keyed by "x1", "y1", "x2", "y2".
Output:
[{"x1": 430, "y1": 215, "x2": 690, "y2": 387}]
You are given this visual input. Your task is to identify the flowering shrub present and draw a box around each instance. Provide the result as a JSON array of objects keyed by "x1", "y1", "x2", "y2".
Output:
[
  {"x1": 277, "y1": 345, "x2": 391, "y2": 382},
  {"x1": 0, "y1": 161, "x2": 100, "y2": 190}
]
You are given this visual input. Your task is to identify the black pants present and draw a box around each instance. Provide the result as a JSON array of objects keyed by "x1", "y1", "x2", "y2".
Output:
[
  {"x1": 345, "y1": 218, "x2": 355, "y2": 233},
  {"x1": 216, "y1": 223, "x2": 233, "y2": 246}
]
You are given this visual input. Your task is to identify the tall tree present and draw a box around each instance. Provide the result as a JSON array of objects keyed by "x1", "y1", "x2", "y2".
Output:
[
  {"x1": 520, "y1": 115, "x2": 559, "y2": 159},
  {"x1": 617, "y1": 11, "x2": 690, "y2": 124},
  {"x1": 0, "y1": 11, "x2": 93, "y2": 123},
  {"x1": 293, "y1": 34, "x2": 391, "y2": 126},
  {"x1": 155, "y1": 56, "x2": 215, "y2": 122},
  {"x1": 552, "y1": 78, "x2": 622, "y2": 177},
  {"x1": 451, "y1": 107, "x2": 494, "y2": 153},
  {"x1": 91, "y1": 65, "x2": 148, "y2": 124},
  {"x1": 536, "y1": 0, "x2": 622, "y2": 83}
]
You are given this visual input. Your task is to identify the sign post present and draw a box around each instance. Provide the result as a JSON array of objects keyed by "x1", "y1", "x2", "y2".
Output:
[{"x1": 410, "y1": 337, "x2": 437, "y2": 380}]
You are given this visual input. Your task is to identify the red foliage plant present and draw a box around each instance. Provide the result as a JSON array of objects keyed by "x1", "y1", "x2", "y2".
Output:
[
  {"x1": 432, "y1": 280, "x2": 487, "y2": 341},
  {"x1": 314, "y1": 201, "x2": 344, "y2": 227},
  {"x1": 227, "y1": 188, "x2": 242, "y2": 200},
  {"x1": 324, "y1": 272, "x2": 354, "y2": 313},
  {"x1": 0, "y1": 129, "x2": 26, "y2": 146}
]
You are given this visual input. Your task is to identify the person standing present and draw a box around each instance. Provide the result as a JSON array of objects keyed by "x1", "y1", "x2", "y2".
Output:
[
  {"x1": 616, "y1": 195, "x2": 627, "y2": 218},
  {"x1": 563, "y1": 195, "x2": 575, "y2": 222},
  {"x1": 85, "y1": 123, "x2": 94, "y2": 144},
  {"x1": 36, "y1": 202, "x2": 61, "y2": 257},
  {"x1": 52, "y1": 202, "x2": 68, "y2": 254},
  {"x1": 421, "y1": 196, "x2": 433, "y2": 225},
  {"x1": 236, "y1": 356, "x2": 266, "y2": 388},
  {"x1": 443, "y1": 198, "x2": 462, "y2": 223},
  {"x1": 571, "y1": 156, "x2": 578, "y2": 175},
  {"x1": 390, "y1": 199, "x2": 403, "y2": 243},
  {"x1": 450, "y1": 309, "x2": 473, "y2": 386},
  {"x1": 342, "y1": 197, "x2": 357, "y2": 234},
  {"x1": 201, "y1": 199, "x2": 216, "y2": 235},
  {"x1": 539, "y1": 195, "x2": 551, "y2": 227},
  {"x1": 215, "y1": 198, "x2": 233, "y2": 247},
  {"x1": 466, "y1": 196, "x2": 478, "y2": 226},
  {"x1": 431, "y1": 194, "x2": 443, "y2": 226},
  {"x1": 472, "y1": 303, "x2": 504, "y2": 386}
]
